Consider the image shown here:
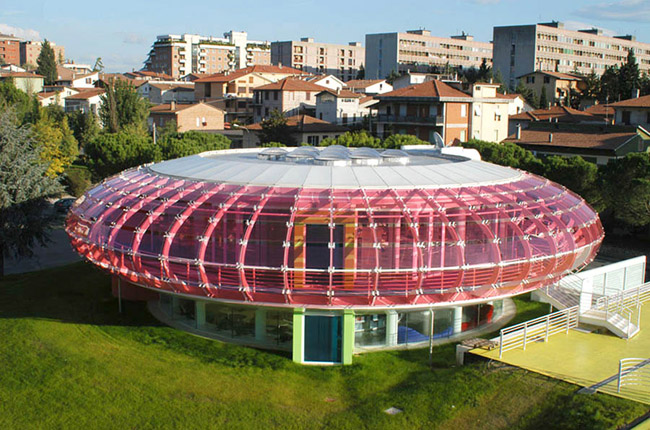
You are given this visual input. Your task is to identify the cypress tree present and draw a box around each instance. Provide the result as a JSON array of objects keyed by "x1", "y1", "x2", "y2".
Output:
[{"x1": 36, "y1": 40, "x2": 57, "y2": 85}]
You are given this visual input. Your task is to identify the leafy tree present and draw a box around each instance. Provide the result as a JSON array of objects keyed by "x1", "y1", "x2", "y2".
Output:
[
  {"x1": 260, "y1": 142, "x2": 286, "y2": 147},
  {"x1": 67, "y1": 110, "x2": 100, "y2": 148},
  {"x1": 319, "y1": 130, "x2": 381, "y2": 148},
  {"x1": 542, "y1": 156, "x2": 602, "y2": 210},
  {"x1": 539, "y1": 85, "x2": 549, "y2": 109},
  {"x1": 461, "y1": 139, "x2": 543, "y2": 174},
  {"x1": 478, "y1": 58, "x2": 492, "y2": 81},
  {"x1": 0, "y1": 108, "x2": 63, "y2": 277},
  {"x1": 32, "y1": 114, "x2": 79, "y2": 177},
  {"x1": 36, "y1": 40, "x2": 57, "y2": 85},
  {"x1": 600, "y1": 153, "x2": 650, "y2": 227},
  {"x1": 640, "y1": 72, "x2": 650, "y2": 97},
  {"x1": 0, "y1": 80, "x2": 39, "y2": 124},
  {"x1": 619, "y1": 178, "x2": 650, "y2": 227},
  {"x1": 493, "y1": 69, "x2": 508, "y2": 93},
  {"x1": 99, "y1": 78, "x2": 150, "y2": 133},
  {"x1": 84, "y1": 132, "x2": 159, "y2": 180},
  {"x1": 158, "y1": 119, "x2": 178, "y2": 137},
  {"x1": 386, "y1": 70, "x2": 401, "y2": 85},
  {"x1": 93, "y1": 57, "x2": 104, "y2": 72},
  {"x1": 515, "y1": 80, "x2": 538, "y2": 109},
  {"x1": 62, "y1": 165, "x2": 92, "y2": 197},
  {"x1": 259, "y1": 110, "x2": 296, "y2": 147},
  {"x1": 599, "y1": 65, "x2": 621, "y2": 102},
  {"x1": 382, "y1": 134, "x2": 429, "y2": 149},
  {"x1": 619, "y1": 49, "x2": 640, "y2": 99},
  {"x1": 158, "y1": 131, "x2": 230, "y2": 159},
  {"x1": 356, "y1": 65, "x2": 365, "y2": 80}
]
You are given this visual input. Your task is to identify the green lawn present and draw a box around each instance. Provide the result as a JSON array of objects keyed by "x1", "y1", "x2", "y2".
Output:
[{"x1": 0, "y1": 263, "x2": 647, "y2": 429}]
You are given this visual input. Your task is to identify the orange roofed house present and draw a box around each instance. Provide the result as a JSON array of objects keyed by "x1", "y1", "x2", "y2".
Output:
[
  {"x1": 149, "y1": 101, "x2": 224, "y2": 132},
  {"x1": 252, "y1": 77, "x2": 326, "y2": 122}
]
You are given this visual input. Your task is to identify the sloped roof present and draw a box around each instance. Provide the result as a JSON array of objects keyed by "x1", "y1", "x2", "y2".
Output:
[
  {"x1": 316, "y1": 89, "x2": 362, "y2": 98},
  {"x1": 517, "y1": 71, "x2": 583, "y2": 81},
  {"x1": 255, "y1": 77, "x2": 324, "y2": 92},
  {"x1": 609, "y1": 94, "x2": 650, "y2": 108},
  {"x1": 56, "y1": 65, "x2": 97, "y2": 82},
  {"x1": 66, "y1": 88, "x2": 105, "y2": 100},
  {"x1": 247, "y1": 114, "x2": 348, "y2": 133},
  {"x1": 147, "y1": 82, "x2": 194, "y2": 91},
  {"x1": 0, "y1": 72, "x2": 43, "y2": 78},
  {"x1": 584, "y1": 103, "x2": 615, "y2": 118},
  {"x1": 510, "y1": 105, "x2": 602, "y2": 123},
  {"x1": 195, "y1": 65, "x2": 307, "y2": 83},
  {"x1": 150, "y1": 102, "x2": 222, "y2": 114},
  {"x1": 345, "y1": 79, "x2": 385, "y2": 89},
  {"x1": 505, "y1": 128, "x2": 636, "y2": 151},
  {"x1": 377, "y1": 80, "x2": 470, "y2": 100}
]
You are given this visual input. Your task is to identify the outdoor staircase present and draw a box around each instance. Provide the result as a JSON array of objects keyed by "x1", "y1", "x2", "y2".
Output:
[{"x1": 580, "y1": 309, "x2": 640, "y2": 339}]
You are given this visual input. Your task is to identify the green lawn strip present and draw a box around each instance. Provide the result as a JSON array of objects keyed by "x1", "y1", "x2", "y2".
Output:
[{"x1": 0, "y1": 263, "x2": 646, "y2": 429}]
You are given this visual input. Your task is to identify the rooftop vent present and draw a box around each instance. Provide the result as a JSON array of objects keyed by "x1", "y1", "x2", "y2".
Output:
[{"x1": 257, "y1": 147, "x2": 288, "y2": 161}]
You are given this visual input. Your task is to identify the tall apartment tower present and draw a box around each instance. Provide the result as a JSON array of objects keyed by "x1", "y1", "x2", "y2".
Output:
[
  {"x1": 364, "y1": 30, "x2": 493, "y2": 80},
  {"x1": 0, "y1": 33, "x2": 21, "y2": 66},
  {"x1": 271, "y1": 38, "x2": 364, "y2": 81},
  {"x1": 493, "y1": 22, "x2": 650, "y2": 89},
  {"x1": 144, "y1": 31, "x2": 271, "y2": 78},
  {"x1": 20, "y1": 41, "x2": 66, "y2": 66}
]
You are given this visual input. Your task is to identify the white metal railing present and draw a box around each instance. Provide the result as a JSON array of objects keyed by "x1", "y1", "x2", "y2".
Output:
[
  {"x1": 544, "y1": 276, "x2": 583, "y2": 309},
  {"x1": 593, "y1": 282, "x2": 650, "y2": 337},
  {"x1": 617, "y1": 358, "x2": 650, "y2": 393},
  {"x1": 498, "y1": 305, "x2": 579, "y2": 358}
]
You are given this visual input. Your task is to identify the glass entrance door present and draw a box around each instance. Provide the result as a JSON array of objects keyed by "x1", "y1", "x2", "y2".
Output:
[{"x1": 304, "y1": 315, "x2": 342, "y2": 363}]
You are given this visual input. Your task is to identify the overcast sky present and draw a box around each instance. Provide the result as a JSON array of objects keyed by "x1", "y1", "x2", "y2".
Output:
[{"x1": 2, "y1": 0, "x2": 650, "y2": 72}]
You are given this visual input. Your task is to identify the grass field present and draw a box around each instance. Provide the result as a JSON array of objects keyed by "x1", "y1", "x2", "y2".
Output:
[{"x1": 0, "y1": 262, "x2": 647, "y2": 429}]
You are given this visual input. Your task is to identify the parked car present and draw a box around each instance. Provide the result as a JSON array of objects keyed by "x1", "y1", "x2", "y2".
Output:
[{"x1": 54, "y1": 198, "x2": 76, "y2": 213}]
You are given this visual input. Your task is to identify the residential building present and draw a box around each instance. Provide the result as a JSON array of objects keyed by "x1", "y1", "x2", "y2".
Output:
[
  {"x1": 252, "y1": 78, "x2": 326, "y2": 122},
  {"x1": 584, "y1": 103, "x2": 615, "y2": 124},
  {"x1": 64, "y1": 88, "x2": 105, "y2": 115},
  {"x1": 62, "y1": 63, "x2": 93, "y2": 73},
  {"x1": 0, "y1": 34, "x2": 21, "y2": 66},
  {"x1": 143, "y1": 32, "x2": 271, "y2": 79},
  {"x1": 1, "y1": 64, "x2": 25, "y2": 72},
  {"x1": 493, "y1": 22, "x2": 650, "y2": 89},
  {"x1": 374, "y1": 79, "x2": 472, "y2": 145},
  {"x1": 344, "y1": 79, "x2": 392, "y2": 95},
  {"x1": 96, "y1": 73, "x2": 143, "y2": 89},
  {"x1": 124, "y1": 70, "x2": 174, "y2": 81},
  {"x1": 149, "y1": 101, "x2": 225, "y2": 132},
  {"x1": 467, "y1": 83, "x2": 510, "y2": 142},
  {"x1": 37, "y1": 86, "x2": 79, "y2": 107},
  {"x1": 610, "y1": 94, "x2": 650, "y2": 128},
  {"x1": 315, "y1": 89, "x2": 370, "y2": 125},
  {"x1": 0, "y1": 71, "x2": 44, "y2": 94},
  {"x1": 271, "y1": 38, "x2": 364, "y2": 81},
  {"x1": 307, "y1": 75, "x2": 346, "y2": 91},
  {"x1": 518, "y1": 71, "x2": 586, "y2": 106},
  {"x1": 55, "y1": 65, "x2": 98, "y2": 88},
  {"x1": 392, "y1": 72, "x2": 459, "y2": 90},
  {"x1": 20, "y1": 40, "x2": 65, "y2": 66},
  {"x1": 509, "y1": 105, "x2": 605, "y2": 135},
  {"x1": 137, "y1": 81, "x2": 195, "y2": 104},
  {"x1": 505, "y1": 123, "x2": 650, "y2": 165},
  {"x1": 244, "y1": 114, "x2": 348, "y2": 147},
  {"x1": 499, "y1": 93, "x2": 534, "y2": 116},
  {"x1": 365, "y1": 30, "x2": 492, "y2": 80}
]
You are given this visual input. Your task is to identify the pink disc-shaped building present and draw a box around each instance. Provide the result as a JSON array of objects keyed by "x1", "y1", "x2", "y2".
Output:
[{"x1": 66, "y1": 146, "x2": 603, "y2": 364}]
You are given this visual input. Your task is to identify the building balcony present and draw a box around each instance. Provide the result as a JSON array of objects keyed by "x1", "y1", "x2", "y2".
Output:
[{"x1": 376, "y1": 114, "x2": 444, "y2": 126}]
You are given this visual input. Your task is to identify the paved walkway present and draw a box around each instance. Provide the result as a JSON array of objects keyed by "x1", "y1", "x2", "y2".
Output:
[
  {"x1": 471, "y1": 303, "x2": 650, "y2": 405},
  {"x1": 4, "y1": 227, "x2": 81, "y2": 275}
]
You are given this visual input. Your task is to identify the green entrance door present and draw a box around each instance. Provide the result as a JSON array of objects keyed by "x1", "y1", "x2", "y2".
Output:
[{"x1": 304, "y1": 315, "x2": 342, "y2": 363}]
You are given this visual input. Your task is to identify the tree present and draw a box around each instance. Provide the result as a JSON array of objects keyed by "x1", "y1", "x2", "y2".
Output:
[
  {"x1": 84, "y1": 132, "x2": 160, "y2": 180},
  {"x1": 356, "y1": 65, "x2": 365, "y2": 80},
  {"x1": 36, "y1": 40, "x2": 57, "y2": 85},
  {"x1": 319, "y1": 130, "x2": 381, "y2": 148},
  {"x1": 99, "y1": 78, "x2": 150, "y2": 133},
  {"x1": 32, "y1": 114, "x2": 79, "y2": 177},
  {"x1": 478, "y1": 58, "x2": 492, "y2": 82},
  {"x1": 600, "y1": 153, "x2": 650, "y2": 227},
  {"x1": 385, "y1": 70, "x2": 401, "y2": 85},
  {"x1": 493, "y1": 69, "x2": 508, "y2": 93},
  {"x1": 539, "y1": 85, "x2": 549, "y2": 109},
  {"x1": 158, "y1": 131, "x2": 230, "y2": 159},
  {"x1": 461, "y1": 139, "x2": 543, "y2": 174},
  {"x1": 515, "y1": 79, "x2": 538, "y2": 109},
  {"x1": 93, "y1": 57, "x2": 104, "y2": 72},
  {"x1": 0, "y1": 108, "x2": 63, "y2": 276},
  {"x1": 599, "y1": 65, "x2": 621, "y2": 102},
  {"x1": 67, "y1": 110, "x2": 100, "y2": 148},
  {"x1": 619, "y1": 49, "x2": 640, "y2": 100},
  {"x1": 259, "y1": 110, "x2": 296, "y2": 147},
  {"x1": 382, "y1": 134, "x2": 428, "y2": 149},
  {"x1": 0, "y1": 79, "x2": 39, "y2": 124},
  {"x1": 542, "y1": 156, "x2": 602, "y2": 210}
]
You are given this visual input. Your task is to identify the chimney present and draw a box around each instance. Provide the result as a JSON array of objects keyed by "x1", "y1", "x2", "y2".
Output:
[
  {"x1": 170, "y1": 101, "x2": 176, "y2": 111},
  {"x1": 548, "y1": 133, "x2": 553, "y2": 143},
  {"x1": 336, "y1": 87, "x2": 340, "y2": 94},
  {"x1": 516, "y1": 124, "x2": 521, "y2": 140}
]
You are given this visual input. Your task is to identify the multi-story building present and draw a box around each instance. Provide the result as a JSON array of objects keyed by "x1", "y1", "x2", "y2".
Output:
[
  {"x1": 493, "y1": 22, "x2": 650, "y2": 89},
  {"x1": 252, "y1": 78, "x2": 326, "y2": 122},
  {"x1": 271, "y1": 38, "x2": 364, "y2": 81},
  {"x1": 518, "y1": 71, "x2": 586, "y2": 105},
  {"x1": 144, "y1": 32, "x2": 271, "y2": 79},
  {"x1": 0, "y1": 33, "x2": 21, "y2": 66},
  {"x1": 20, "y1": 40, "x2": 65, "y2": 67},
  {"x1": 365, "y1": 30, "x2": 493, "y2": 80}
]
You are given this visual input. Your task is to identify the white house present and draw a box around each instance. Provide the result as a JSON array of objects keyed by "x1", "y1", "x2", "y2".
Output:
[
  {"x1": 307, "y1": 75, "x2": 346, "y2": 92},
  {"x1": 137, "y1": 81, "x2": 195, "y2": 104},
  {"x1": 37, "y1": 86, "x2": 80, "y2": 107},
  {"x1": 56, "y1": 65, "x2": 99, "y2": 89},
  {"x1": 345, "y1": 79, "x2": 392, "y2": 95},
  {"x1": 315, "y1": 89, "x2": 371, "y2": 125},
  {"x1": 64, "y1": 88, "x2": 105, "y2": 116}
]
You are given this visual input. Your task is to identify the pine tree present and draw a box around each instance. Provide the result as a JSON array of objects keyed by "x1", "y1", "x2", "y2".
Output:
[
  {"x1": 539, "y1": 86, "x2": 549, "y2": 109},
  {"x1": 619, "y1": 49, "x2": 640, "y2": 99},
  {"x1": 0, "y1": 108, "x2": 63, "y2": 277},
  {"x1": 36, "y1": 40, "x2": 57, "y2": 85},
  {"x1": 99, "y1": 78, "x2": 150, "y2": 133}
]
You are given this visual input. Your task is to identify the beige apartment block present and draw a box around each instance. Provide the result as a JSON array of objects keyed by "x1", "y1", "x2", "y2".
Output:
[
  {"x1": 467, "y1": 83, "x2": 510, "y2": 143},
  {"x1": 365, "y1": 30, "x2": 493, "y2": 80},
  {"x1": 494, "y1": 22, "x2": 650, "y2": 89},
  {"x1": 518, "y1": 71, "x2": 587, "y2": 106},
  {"x1": 149, "y1": 101, "x2": 225, "y2": 132},
  {"x1": 144, "y1": 32, "x2": 271, "y2": 79},
  {"x1": 20, "y1": 41, "x2": 65, "y2": 67},
  {"x1": 271, "y1": 38, "x2": 364, "y2": 82}
]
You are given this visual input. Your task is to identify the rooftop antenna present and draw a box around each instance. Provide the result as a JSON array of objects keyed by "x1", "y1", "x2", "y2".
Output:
[{"x1": 433, "y1": 132, "x2": 445, "y2": 149}]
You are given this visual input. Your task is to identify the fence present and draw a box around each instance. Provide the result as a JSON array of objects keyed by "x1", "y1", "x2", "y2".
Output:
[
  {"x1": 498, "y1": 305, "x2": 579, "y2": 358},
  {"x1": 617, "y1": 358, "x2": 650, "y2": 393}
]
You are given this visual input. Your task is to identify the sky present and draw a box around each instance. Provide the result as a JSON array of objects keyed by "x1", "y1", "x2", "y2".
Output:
[{"x1": 1, "y1": 0, "x2": 650, "y2": 72}]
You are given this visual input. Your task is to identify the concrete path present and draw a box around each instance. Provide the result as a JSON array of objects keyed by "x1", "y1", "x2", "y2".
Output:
[{"x1": 4, "y1": 226, "x2": 81, "y2": 275}]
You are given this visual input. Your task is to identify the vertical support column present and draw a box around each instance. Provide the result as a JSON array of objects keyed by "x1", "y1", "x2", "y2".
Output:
[
  {"x1": 386, "y1": 310, "x2": 399, "y2": 347},
  {"x1": 255, "y1": 308, "x2": 267, "y2": 342},
  {"x1": 453, "y1": 306, "x2": 463, "y2": 335},
  {"x1": 342, "y1": 309, "x2": 355, "y2": 365},
  {"x1": 195, "y1": 301, "x2": 206, "y2": 329},
  {"x1": 292, "y1": 308, "x2": 305, "y2": 364},
  {"x1": 171, "y1": 296, "x2": 179, "y2": 320}
]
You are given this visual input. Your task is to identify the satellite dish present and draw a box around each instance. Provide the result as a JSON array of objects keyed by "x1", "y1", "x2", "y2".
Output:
[{"x1": 433, "y1": 132, "x2": 445, "y2": 149}]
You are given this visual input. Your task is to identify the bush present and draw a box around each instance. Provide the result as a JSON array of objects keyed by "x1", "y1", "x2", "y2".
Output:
[
  {"x1": 158, "y1": 131, "x2": 231, "y2": 159},
  {"x1": 382, "y1": 134, "x2": 429, "y2": 149},
  {"x1": 62, "y1": 165, "x2": 92, "y2": 197}
]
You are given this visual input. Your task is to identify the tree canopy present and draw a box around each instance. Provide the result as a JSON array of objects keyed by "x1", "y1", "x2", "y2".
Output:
[
  {"x1": 99, "y1": 78, "x2": 150, "y2": 134},
  {"x1": 259, "y1": 110, "x2": 297, "y2": 147},
  {"x1": 36, "y1": 40, "x2": 58, "y2": 85}
]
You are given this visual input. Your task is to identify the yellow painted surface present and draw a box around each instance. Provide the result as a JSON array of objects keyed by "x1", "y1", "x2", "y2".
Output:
[{"x1": 472, "y1": 303, "x2": 650, "y2": 404}]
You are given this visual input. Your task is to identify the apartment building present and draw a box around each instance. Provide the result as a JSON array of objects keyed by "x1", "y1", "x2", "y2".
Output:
[
  {"x1": 271, "y1": 38, "x2": 364, "y2": 81},
  {"x1": 518, "y1": 71, "x2": 586, "y2": 105},
  {"x1": 20, "y1": 40, "x2": 65, "y2": 66},
  {"x1": 0, "y1": 34, "x2": 21, "y2": 65},
  {"x1": 365, "y1": 30, "x2": 493, "y2": 80},
  {"x1": 493, "y1": 22, "x2": 650, "y2": 89},
  {"x1": 252, "y1": 78, "x2": 325, "y2": 122},
  {"x1": 144, "y1": 31, "x2": 271, "y2": 79}
]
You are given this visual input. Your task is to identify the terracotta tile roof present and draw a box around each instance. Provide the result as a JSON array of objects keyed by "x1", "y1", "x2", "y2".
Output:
[
  {"x1": 150, "y1": 103, "x2": 196, "y2": 113},
  {"x1": 147, "y1": 82, "x2": 194, "y2": 91},
  {"x1": 255, "y1": 77, "x2": 324, "y2": 92},
  {"x1": 497, "y1": 92, "x2": 524, "y2": 100},
  {"x1": 98, "y1": 73, "x2": 143, "y2": 87},
  {"x1": 247, "y1": 114, "x2": 348, "y2": 132},
  {"x1": 316, "y1": 89, "x2": 362, "y2": 98},
  {"x1": 509, "y1": 105, "x2": 602, "y2": 123},
  {"x1": 56, "y1": 66, "x2": 97, "y2": 82},
  {"x1": 128, "y1": 70, "x2": 174, "y2": 80},
  {"x1": 359, "y1": 95, "x2": 377, "y2": 106},
  {"x1": 609, "y1": 94, "x2": 650, "y2": 108},
  {"x1": 584, "y1": 103, "x2": 615, "y2": 118},
  {"x1": 345, "y1": 79, "x2": 385, "y2": 89},
  {"x1": 66, "y1": 88, "x2": 105, "y2": 100},
  {"x1": 195, "y1": 65, "x2": 308, "y2": 83},
  {"x1": 517, "y1": 71, "x2": 583, "y2": 81},
  {"x1": 377, "y1": 80, "x2": 470, "y2": 99},
  {"x1": 0, "y1": 71, "x2": 44, "y2": 78},
  {"x1": 504, "y1": 128, "x2": 637, "y2": 151}
]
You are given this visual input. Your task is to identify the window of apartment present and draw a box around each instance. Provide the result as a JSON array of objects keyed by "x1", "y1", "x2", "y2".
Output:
[
  {"x1": 460, "y1": 130, "x2": 466, "y2": 141},
  {"x1": 307, "y1": 135, "x2": 319, "y2": 145},
  {"x1": 265, "y1": 91, "x2": 269, "y2": 100},
  {"x1": 543, "y1": 76, "x2": 550, "y2": 84},
  {"x1": 460, "y1": 105, "x2": 467, "y2": 117},
  {"x1": 196, "y1": 117, "x2": 200, "y2": 127},
  {"x1": 622, "y1": 111, "x2": 631, "y2": 125},
  {"x1": 273, "y1": 91, "x2": 278, "y2": 101},
  {"x1": 340, "y1": 49, "x2": 345, "y2": 56},
  {"x1": 306, "y1": 92, "x2": 311, "y2": 101},
  {"x1": 264, "y1": 107, "x2": 269, "y2": 117},
  {"x1": 249, "y1": 77, "x2": 254, "y2": 83}
]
